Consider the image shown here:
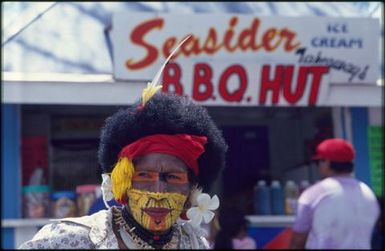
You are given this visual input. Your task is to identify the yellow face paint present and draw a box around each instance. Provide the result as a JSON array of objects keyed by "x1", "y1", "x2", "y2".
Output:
[{"x1": 127, "y1": 189, "x2": 187, "y2": 232}]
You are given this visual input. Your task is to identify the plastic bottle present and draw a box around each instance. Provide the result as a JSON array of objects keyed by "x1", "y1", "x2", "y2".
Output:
[
  {"x1": 299, "y1": 180, "x2": 311, "y2": 195},
  {"x1": 270, "y1": 180, "x2": 285, "y2": 215},
  {"x1": 254, "y1": 180, "x2": 271, "y2": 215},
  {"x1": 51, "y1": 191, "x2": 77, "y2": 218},
  {"x1": 22, "y1": 185, "x2": 50, "y2": 218},
  {"x1": 284, "y1": 180, "x2": 299, "y2": 215},
  {"x1": 76, "y1": 184, "x2": 98, "y2": 216}
]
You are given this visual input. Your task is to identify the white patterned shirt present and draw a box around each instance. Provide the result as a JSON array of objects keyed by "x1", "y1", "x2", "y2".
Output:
[{"x1": 18, "y1": 207, "x2": 209, "y2": 249}]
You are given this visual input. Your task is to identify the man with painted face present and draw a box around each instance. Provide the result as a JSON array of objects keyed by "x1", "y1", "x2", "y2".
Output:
[
  {"x1": 19, "y1": 37, "x2": 228, "y2": 249},
  {"x1": 96, "y1": 94, "x2": 226, "y2": 249}
]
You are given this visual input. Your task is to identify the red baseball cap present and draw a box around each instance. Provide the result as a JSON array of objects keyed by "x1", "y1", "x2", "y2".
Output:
[{"x1": 312, "y1": 138, "x2": 355, "y2": 162}]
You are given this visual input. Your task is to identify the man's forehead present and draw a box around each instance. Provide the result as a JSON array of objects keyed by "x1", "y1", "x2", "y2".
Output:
[{"x1": 134, "y1": 153, "x2": 188, "y2": 171}]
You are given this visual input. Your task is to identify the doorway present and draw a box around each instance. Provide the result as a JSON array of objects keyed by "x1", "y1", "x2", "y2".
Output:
[{"x1": 221, "y1": 126, "x2": 270, "y2": 214}]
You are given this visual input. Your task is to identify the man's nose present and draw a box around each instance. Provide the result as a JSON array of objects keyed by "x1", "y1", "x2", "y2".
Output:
[{"x1": 152, "y1": 179, "x2": 167, "y2": 193}]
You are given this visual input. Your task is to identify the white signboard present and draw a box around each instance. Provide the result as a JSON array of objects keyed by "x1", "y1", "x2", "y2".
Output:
[{"x1": 112, "y1": 13, "x2": 380, "y2": 106}]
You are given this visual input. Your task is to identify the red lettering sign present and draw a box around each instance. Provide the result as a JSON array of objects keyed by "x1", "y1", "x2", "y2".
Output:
[
  {"x1": 260, "y1": 65, "x2": 329, "y2": 105},
  {"x1": 161, "y1": 62, "x2": 328, "y2": 106},
  {"x1": 259, "y1": 65, "x2": 284, "y2": 104},
  {"x1": 218, "y1": 65, "x2": 247, "y2": 102},
  {"x1": 162, "y1": 63, "x2": 184, "y2": 95},
  {"x1": 126, "y1": 18, "x2": 163, "y2": 70},
  {"x1": 126, "y1": 16, "x2": 301, "y2": 70},
  {"x1": 283, "y1": 65, "x2": 306, "y2": 104},
  {"x1": 192, "y1": 63, "x2": 214, "y2": 101}
]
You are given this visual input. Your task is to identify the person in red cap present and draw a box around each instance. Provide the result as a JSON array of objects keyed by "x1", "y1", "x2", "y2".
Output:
[
  {"x1": 19, "y1": 37, "x2": 228, "y2": 249},
  {"x1": 290, "y1": 138, "x2": 380, "y2": 249}
]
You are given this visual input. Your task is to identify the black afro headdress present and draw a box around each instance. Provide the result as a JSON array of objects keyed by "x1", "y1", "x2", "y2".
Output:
[{"x1": 98, "y1": 92, "x2": 228, "y2": 191}]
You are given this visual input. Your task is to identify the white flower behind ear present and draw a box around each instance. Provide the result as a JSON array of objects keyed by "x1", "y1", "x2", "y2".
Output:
[{"x1": 186, "y1": 193, "x2": 219, "y2": 227}]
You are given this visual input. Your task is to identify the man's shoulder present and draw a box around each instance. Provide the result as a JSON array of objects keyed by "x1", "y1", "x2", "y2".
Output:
[
  {"x1": 357, "y1": 180, "x2": 378, "y2": 198},
  {"x1": 299, "y1": 180, "x2": 324, "y2": 201},
  {"x1": 18, "y1": 209, "x2": 113, "y2": 249},
  {"x1": 55, "y1": 208, "x2": 110, "y2": 228},
  {"x1": 18, "y1": 220, "x2": 94, "y2": 249},
  {"x1": 176, "y1": 221, "x2": 210, "y2": 249},
  {"x1": 302, "y1": 177, "x2": 345, "y2": 196}
]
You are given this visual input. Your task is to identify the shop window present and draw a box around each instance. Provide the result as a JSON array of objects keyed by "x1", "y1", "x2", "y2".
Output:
[{"x1": 50, "y1": 115, "x2": 105, "y2": 191}]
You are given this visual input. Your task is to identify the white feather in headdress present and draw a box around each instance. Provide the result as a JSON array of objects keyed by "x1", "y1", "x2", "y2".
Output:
[{"x1": 141, "y1": 35, "x2": 192, "y2": 106}]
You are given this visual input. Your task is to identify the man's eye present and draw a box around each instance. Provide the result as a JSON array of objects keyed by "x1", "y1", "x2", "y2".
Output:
[
  {"x1": 166, "y1": 174, "x2": 181, "y2": 180},
  {"x1": 137, "y1": 172, "x2": 150, "y2": 177}
]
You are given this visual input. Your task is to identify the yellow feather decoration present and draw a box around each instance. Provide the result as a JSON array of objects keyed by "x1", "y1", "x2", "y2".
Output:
[
  {"x1": 141, "y1": 35, "x2": 192, "y2": 106},
  {"x1": 111, "y1": 157, "x2": 134, "y2": 202},
  {"x1": 142, "y1": 84, "x2": 163, "y2": 106}
]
